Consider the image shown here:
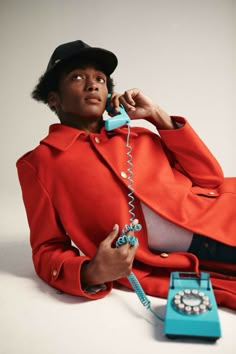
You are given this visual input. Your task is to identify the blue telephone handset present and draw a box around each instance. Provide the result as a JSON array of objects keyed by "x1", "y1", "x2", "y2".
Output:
[{"x1": 104, "y1": 94, "x2": 130, "y2": 131}]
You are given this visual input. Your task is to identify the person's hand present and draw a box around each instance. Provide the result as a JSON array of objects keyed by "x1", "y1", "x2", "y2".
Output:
[
  {"x1": 80, "y1": 222, "x2": 139, "y2": 286},
  {"x1": 110, "y1": 89, "x2": 174, "y2": 129}
]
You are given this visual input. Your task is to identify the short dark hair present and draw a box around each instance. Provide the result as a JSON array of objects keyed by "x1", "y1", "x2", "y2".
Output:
[{"x1": 31, "y1": 59, "x2": 115, "y2": 109}]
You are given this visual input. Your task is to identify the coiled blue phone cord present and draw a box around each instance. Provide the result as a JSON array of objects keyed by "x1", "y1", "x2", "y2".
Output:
[{"x1": 115, "y1": 125, "x2": 164, "y2": 322}]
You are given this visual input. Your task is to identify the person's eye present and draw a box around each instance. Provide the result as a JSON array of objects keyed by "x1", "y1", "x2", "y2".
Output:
[
  {"x1": 72, "y1": 74, "x2": 83, "y2": 80},
  {"x1": 97, "y1": 76, "x2": 106, "y2": 83}
]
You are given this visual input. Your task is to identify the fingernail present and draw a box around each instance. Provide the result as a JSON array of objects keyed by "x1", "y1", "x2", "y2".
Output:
[{"x1": 113, "y1": 224, "x2": 118, "y2": 230}]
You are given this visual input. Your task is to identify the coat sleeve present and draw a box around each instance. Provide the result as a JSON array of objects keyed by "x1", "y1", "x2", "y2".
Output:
[
  {"x1": 158, "y1": 116, "x2": 224, "y2": 188},
  {"x1": 16, "y1": 158, "x2": 112, "y2": 299}
]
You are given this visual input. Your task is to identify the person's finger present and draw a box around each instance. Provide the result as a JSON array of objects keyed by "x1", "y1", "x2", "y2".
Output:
[
  {"x1": 103, "y1": 224, "x2": 120, "y2": 245},
  {"x1": 110, "y1": 93, "x2": 122, "y2": 113}
]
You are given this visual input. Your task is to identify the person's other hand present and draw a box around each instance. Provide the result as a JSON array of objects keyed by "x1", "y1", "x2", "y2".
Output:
[{"x1": 80, "y1": 222, "x2": 139, "y2": 286}]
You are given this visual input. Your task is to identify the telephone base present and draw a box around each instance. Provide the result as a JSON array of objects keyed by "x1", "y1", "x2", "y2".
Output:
[{"x1": 164, "y1": 272, "x2": 221, "y2": 341}]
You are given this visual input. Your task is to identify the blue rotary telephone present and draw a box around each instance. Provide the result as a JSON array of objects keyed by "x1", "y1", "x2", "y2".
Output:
[{"x1": 103, "y1": 94, "x2": 221, "y2": 341}]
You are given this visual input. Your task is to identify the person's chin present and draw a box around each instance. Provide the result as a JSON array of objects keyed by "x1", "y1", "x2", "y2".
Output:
[{"x1": 84, "y1": 108, "x2": 104, "y2": 119}]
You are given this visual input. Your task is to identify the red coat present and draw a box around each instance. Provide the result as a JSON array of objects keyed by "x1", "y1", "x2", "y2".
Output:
[{"x1": 16, "y1": 117, "x2": 236, "y2": 310}]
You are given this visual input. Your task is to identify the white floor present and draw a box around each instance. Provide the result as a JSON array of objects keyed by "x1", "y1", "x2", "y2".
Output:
[{"x1": 0, "y1": 200, "x2": 235, "y2": 354}]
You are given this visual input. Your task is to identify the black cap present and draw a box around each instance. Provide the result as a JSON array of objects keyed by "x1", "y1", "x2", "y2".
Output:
[
  {"x1": 46, "y1": 40, "x2": 118, "y2": 76},
  {"x1": 31, "y1": 40, "x2": 118, "y2": 103}
]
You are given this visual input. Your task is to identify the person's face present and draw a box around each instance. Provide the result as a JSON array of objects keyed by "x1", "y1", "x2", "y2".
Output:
[{"x1": 48, "y1": 65, "x2": 109, "y2": 125}]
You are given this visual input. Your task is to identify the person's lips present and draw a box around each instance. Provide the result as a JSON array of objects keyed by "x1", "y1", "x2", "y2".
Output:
[{"x1": 85, "y1": 94, "x2": 101, "y2": 102}]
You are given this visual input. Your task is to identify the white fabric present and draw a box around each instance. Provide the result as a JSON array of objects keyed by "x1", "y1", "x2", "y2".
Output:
[{"x1": 141, "y1": 202, "x2": 193, "y2": 252}]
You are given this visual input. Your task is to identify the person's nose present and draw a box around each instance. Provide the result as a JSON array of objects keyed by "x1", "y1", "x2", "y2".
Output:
[{"x1": 85, "y1": 78, "x2": 98, "y2": 91}]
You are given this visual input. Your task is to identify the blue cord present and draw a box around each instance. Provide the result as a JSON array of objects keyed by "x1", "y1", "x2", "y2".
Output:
[
  {"x1": 116, "y1": 235, "x2": 164, "y2": 322},
  {"x1": 127, "y1": 273, "x2": 165, "y2": 321},
  {"x1": 115, "y1": 124, "x2": 164, "y2": 322}
]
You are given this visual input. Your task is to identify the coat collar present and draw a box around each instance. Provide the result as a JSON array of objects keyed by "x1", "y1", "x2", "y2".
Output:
[
  {"x1": 40, "y1": 124, "x2": 89, "y2": 151},
  {"x1": 40, "y1": 123, "x2": 139, "y2": 151}
]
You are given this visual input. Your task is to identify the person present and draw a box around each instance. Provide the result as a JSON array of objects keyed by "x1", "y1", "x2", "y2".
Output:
[{"x1": 16, "y1": 40, "x2": 236, "y2": 310}]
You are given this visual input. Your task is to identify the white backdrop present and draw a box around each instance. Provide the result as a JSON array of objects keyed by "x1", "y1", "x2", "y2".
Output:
[{"x1": 0, "y1": 1, "x2": 235, "y2": 353}]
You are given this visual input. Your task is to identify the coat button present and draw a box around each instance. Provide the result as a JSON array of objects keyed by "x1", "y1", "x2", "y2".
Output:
[
  {"x1": 52, "y1": 269, "x2": 57, "y2": 276},
  {"x1": 94, "y1": 137, "x2": 100, "y2": 143},
  {"x1": 121, "y1": 171, "x2": 127, "y2": 179},
  {"x1": 160, "y1": 253, "x2": 169, "y2": 258}
]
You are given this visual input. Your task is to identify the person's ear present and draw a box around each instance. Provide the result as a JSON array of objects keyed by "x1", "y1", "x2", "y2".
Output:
[{"x1": 48, "y1": 91, "x2": 59, "y2": 110}]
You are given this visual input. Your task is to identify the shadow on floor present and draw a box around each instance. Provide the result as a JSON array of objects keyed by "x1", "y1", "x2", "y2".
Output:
[
  {"x1": 0, "y1": 235, "x2": 93, "y2": 304},
  {"x1": 0, "y1": 235, "x2": 33, "y2": 278}
]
